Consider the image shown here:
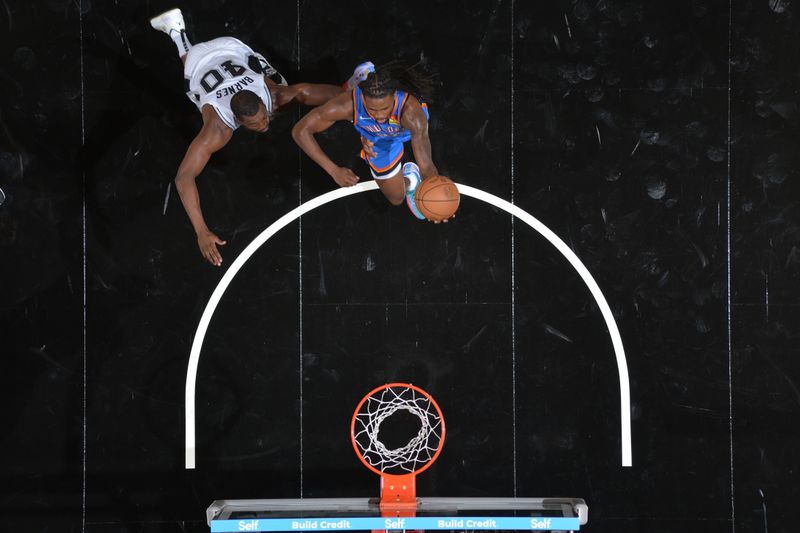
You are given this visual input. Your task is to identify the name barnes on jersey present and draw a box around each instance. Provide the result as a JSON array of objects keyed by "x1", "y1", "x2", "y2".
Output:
[{"x1": 215, "y1": 75, "x2": 256, "y2": 99}]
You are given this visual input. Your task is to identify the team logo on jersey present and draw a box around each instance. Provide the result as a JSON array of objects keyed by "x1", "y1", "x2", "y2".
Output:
[{"x1": 360, "y1": 123, "x2": 403, "y2": 135}]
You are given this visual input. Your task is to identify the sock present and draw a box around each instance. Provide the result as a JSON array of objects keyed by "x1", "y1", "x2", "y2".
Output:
[{"x1": 170, "y1": 30, "x2": 192, "y2": 56}]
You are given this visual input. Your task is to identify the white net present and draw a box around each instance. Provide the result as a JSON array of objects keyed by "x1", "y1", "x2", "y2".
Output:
[{"x1": 352, "y1": 385, "x2": 444, "y2": 475}]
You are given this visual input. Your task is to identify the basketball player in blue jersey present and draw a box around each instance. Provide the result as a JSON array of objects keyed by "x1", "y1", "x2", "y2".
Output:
[
  {"x1": 292, "y1": 61, "x2": 447, "y2": 222},
  {"x1": 150, "y1": 8, "x2": 373, "y2": 266}
]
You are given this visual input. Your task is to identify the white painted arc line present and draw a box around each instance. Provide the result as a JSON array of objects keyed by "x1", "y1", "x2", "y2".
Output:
[{"x1": 185, "y1": 180, "x2": 632, "y2": 468}]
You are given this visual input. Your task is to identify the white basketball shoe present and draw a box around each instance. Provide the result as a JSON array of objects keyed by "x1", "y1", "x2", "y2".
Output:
[
  {"x1": 403, "y1": 162, "x2": 425, "y2": 220},
  {"x1": 150, "y1": 8, "x2": 185, "y2": 35},
  {"x1": 150, "y1": 8, "x2": 192, "y2": 55},
  {"x1": 343, "y1": 61, "x2": 375, "y2": 90}
]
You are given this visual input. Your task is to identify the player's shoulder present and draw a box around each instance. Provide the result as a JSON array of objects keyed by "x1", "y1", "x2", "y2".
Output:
[
  {"x1": 199, "y1": 105, "x2": 234, "y2": 141},
  {"x1": 402, "y1": 94, "x2": 423, "y2": 111},
  {"x1": 323, "y1": 89, "x2": 356, "y2": 116},
  {"x1": 338, "y1": 88, "x2": 356, "y2": 103},
  {"x1": 399, "y1": 94, "x2": 426, "y2": 125}
]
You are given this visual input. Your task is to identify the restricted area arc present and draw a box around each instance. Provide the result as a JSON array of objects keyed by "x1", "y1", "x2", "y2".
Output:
[{"x1": 184, "y1": 181, "x2": 633, "y2": 469}]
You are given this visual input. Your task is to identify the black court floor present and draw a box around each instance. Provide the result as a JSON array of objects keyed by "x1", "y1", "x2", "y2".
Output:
[{"x1": 1, "y1": 1, "x2": 799, "y2": 532}]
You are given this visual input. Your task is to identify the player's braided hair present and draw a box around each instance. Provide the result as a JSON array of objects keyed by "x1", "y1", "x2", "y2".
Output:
[{"x1": 360, "y1": 60, "x2": 438, "y2": 103}]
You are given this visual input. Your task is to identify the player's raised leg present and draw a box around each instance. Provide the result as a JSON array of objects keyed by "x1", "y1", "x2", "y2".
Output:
[
  {"x1": 150, "y1": 8, "x2": 192, "y2": 62},
  {"x1": 374, "y1": 171, "x2": 406, "y2": 206}
]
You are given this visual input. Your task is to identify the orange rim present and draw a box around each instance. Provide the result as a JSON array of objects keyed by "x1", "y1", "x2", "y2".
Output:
[{"x1": 350, "y1": 382, "x2": 446, "y2": 477}]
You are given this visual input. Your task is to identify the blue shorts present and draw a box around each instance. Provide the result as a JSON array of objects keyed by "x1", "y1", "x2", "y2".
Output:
[{"x1": 361, "y1": 139, "x2": 404, "y2": 179}]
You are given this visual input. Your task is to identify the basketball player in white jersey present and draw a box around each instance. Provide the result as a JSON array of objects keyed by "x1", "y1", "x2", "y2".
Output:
[{"x1": 151, "y1": 9, "x2": 372, "y2": 266}]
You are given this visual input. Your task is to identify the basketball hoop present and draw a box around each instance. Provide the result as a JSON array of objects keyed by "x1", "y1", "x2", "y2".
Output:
[
  {"x1": 351, "y1": 383, "x2": 445, "y2": 516},
  {"x1": 208, "y1": 382, "x2": 589, "y2": 531}
]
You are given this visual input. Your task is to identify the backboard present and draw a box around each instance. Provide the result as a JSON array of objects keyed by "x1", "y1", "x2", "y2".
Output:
[
  {"x1": 206, "y1": 384, "x2": 589, "y2": 532},
  {"x1": 207, "y1": 497, "x2": 588, "y2": 532}
]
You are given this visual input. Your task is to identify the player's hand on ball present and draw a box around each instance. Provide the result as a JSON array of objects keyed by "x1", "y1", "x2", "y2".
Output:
[
  {"x1": 198, "y1": 230, "x2": 226, "y2": 267},
  {"x1": 414, "y1": 175, "x2": 460, "y2": 222},
  {"x1": 430, "y1": 214, "x2": 455, "y2": 224},
  {"x1": 331, "y1": 166, "x2": 360, "y2": 187}
]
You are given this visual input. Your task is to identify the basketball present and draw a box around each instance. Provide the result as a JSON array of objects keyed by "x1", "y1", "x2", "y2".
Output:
[{"x1": 415, "y1": 175, "x2": 460, "y2": 221}]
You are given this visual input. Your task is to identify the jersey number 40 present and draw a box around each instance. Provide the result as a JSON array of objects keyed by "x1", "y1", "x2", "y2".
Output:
[{"x1": 198, "y1": 61, "x2": 247, "y2": 93}]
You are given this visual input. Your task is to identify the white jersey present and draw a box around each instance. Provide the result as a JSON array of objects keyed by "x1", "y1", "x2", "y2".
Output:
[{"x1": 183, "y1": 37, "x2": 273, "y2": 130}]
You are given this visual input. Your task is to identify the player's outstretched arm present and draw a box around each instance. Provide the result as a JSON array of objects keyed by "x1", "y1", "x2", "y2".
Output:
[
  {"x1": 270, "y1": 61, "x2": 373, "y2": 107},
  {"x1": 174, "y1": 106, "x2": 233, "y2": 266},
  {"x1": 272, "y1": 82, "x2": 344, "y2": 108},
  {"x1": 404, "y1": 98, "x2": 451, "y2": 224},
  {"x1": 403, "y1": 98, "x2": 439, "y2": 179},
  {"x1": 291, "y1": 92, "x2": 360, "y2": 187}
]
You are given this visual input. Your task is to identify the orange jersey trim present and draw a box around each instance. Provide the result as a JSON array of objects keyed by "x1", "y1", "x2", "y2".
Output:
[{"x1": 395, "y1": 92, "x2": 409, "y2": 121}]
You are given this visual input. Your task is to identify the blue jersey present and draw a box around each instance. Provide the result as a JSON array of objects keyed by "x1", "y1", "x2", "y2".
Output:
[
  {"x1": 352, "y1": 88, "x2": 429, "y2": 145},
  {"x1": 351, "y1": 87, "x2": 430, "y2": 177}
]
